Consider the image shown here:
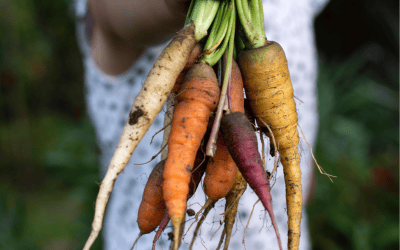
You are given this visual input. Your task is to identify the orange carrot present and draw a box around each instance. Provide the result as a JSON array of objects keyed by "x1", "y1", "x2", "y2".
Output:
[
  {"x1": 137, "y1": 161, "x2": 166, "y2": 234},
  {"x1": 190, "y1": 59, "x2": 244, "y2": 229},
  {"x1": 204, "y1": 59, "x2": 244, "y2": 198},
  {"x1": 229, "y1": 59, "x2": 245, "y2": 112},
  {"x1": 152, "y1": 143, "x2": 209, "y2": 250},
  {"x1": 163, "y1": 43, "x2": 204, "y2": 161},
  {"x1": 163, "y1": 62, "x2": 220, "y2": 250},
  {"x1": 172, "y1": 43, "x2": 203, "y2": 96},
  {"x1": 203, "y1": 133, "x2": 237, "y2": 200},
  {"x1": 131, "y1": 160, "x2": 167, "y2": 249}
]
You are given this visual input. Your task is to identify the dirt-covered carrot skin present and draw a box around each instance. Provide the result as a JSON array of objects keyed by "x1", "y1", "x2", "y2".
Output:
[
  {"x1": 238, "y1": 41, "x2": 301, "y2": 249},
  {"x1": 163, "y1": 62, "x2": 220, "y2": 248},
  {"x1": 83, "y1": 23, "x2": 197, "y2": 250},
  {"x1": 221, "y1": 111, "x2": 283, "y2": 250},
  {"x1": 163, "y1": 44, "x2": 204, "y2": 161}
]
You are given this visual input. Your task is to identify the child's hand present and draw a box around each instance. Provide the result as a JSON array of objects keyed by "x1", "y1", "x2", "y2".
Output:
[{"x1": 89, "y1": 0, "x2": 190, "y2": 75}]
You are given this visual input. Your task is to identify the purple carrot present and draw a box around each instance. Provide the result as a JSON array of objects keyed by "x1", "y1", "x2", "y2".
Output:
[
  {"x1": 220, "y1": 111, "x2": 282, "y2": 250},
  {"x1": 152, "y1": 214, "x2": 170, "y2": 250}
]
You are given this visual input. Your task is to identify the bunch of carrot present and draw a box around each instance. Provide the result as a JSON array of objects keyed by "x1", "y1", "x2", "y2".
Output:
[{"x1": 83, "y1": 0, "x2": 306, "y2": 250}]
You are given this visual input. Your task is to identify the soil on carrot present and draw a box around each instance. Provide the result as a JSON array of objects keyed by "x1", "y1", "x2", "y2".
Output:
[{"x1": 129, "y1": 108, "x2": 145, "y2": 125}]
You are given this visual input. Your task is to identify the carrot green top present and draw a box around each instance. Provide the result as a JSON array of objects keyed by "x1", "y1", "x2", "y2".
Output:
[{"x1": 236, "y1": 0, "x2": 268, "y2": 49}]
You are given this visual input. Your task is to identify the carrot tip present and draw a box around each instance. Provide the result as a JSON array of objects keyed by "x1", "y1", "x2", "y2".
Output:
[
  {"x1": 170, "y1": 216, "x2": 183, "y2": 250},
  {"x1": 172, "y1": 221, "x2": 181, "y2": 250}
]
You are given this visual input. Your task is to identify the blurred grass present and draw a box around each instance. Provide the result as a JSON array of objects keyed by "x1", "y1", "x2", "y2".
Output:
[
  {"x1": 309, "y1": 55, "x2": 398, "y2": 250},
  {"x1": 309, "y1": 1, "x2": 399, "y2": 249},
  {"x1": 0, "y1": 0, "x2": 398, "y2": 250},
  {"x1": 0, "y1": 0, "x2": 102, "y2": 249}
]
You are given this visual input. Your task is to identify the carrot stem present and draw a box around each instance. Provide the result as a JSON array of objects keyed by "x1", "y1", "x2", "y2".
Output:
[
  {"x1": 235, "y1": 0, "x2": 267, "y2": 48},
  {"x1": 186, "y1": 0, "x2": 221, "y2": 41},
  {"x1": 239, "y1": 0, "x2": 251, "y2": 22},
  {"x1": 205, "y1": 3, "x2": 236, "y2": 157},
  {"x1": 203, "y1": 1, "x2": 229, "y2": 53},
  {"x1": 258, "y1": 0, "x2": 265, "y2": 32},
  {"x1": 184, "y1": 0, "x2": 196, "y2": 26},
  {"x1": 250, "y1": 0, "x2": 260, "y2": 32},
  {"x1": 235, "y1": 0, "x2": 253, "y2": 45},
  {"x1": 236, "y1": 19, "x2": 252, "y2": 50},
  {"x1": 227, "y1": 76, "x2": 232, "y2": 111},
  {"x1": 202, "y1": 1, "x2": 235, "y2": 66}
]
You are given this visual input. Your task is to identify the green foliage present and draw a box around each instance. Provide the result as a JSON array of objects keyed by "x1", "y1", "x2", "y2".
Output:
[
  {"x1": 308, "y1": 48, "x2": 398, "y2": 250},
  {"x1": 0, "y1": 1, "x2": 102, "y2": 249},
  {"x1": 0, "y1": 116, "x2": 103, "y2": 250},
  {"x1": 308, "y1": 1, "x2": 399, "y2": 248}
]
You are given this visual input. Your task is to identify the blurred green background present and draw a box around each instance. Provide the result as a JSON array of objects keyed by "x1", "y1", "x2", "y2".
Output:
[{"x1": 0, "y1": 0, "x2": 398, "y2": 250}]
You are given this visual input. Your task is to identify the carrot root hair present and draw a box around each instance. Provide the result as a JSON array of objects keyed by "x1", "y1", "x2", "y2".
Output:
[
  {"x1": 130, "y1": 233, "x2": 143, "y2": 250},
  {"x1": 188, "y1": 200, "x2": 216, "y2": 250}
]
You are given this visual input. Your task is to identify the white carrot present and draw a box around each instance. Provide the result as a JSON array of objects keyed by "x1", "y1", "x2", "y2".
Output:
[{"x1": 83, "y1": 22, "x2": 197, "y2": 250}]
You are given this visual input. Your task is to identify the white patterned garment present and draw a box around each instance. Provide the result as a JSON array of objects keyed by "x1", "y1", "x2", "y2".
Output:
[{"x1": 74, "y1": 1, "x2": 328, "y2": 249}]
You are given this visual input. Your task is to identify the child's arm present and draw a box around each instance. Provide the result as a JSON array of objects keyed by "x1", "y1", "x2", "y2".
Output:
[{"x1": 88, "y1": 0, "x2": 189, "y2": 75}]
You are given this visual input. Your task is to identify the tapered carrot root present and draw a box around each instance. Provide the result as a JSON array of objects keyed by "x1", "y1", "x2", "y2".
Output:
[
  {"x1": 132, "y1": 160, "x2": 167, "y2": 249},
  {"x1": 222, "y1": 171, "x2": 247, "y2": 250},
  {"x1": 131, "y1": 160, "x2": 166, "y2": 250},
  {"x1": 152, "y1": 137, "x2": 209, "y2": 249},
  {"x1": 163, "y1": 62, "x2": 220, "y2": 250},
  {"x1": 137, "y1": 161, "x2": 167, "y2": 235},
  {"x1": 238, "y1": 41, "x2": 301, "y2": 249},
  {"x1": 221, "y1": 111, "x2": 283, "y2": 250},
  {"x1": 82, "y1": 23, "x2": 197, "y2": 250}
]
